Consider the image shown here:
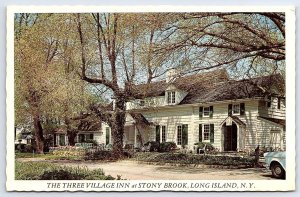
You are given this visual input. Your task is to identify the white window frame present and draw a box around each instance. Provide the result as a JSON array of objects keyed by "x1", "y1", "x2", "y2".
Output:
[
  {"x1": 203, "y1": 106, "x2": 210, "y2": 117},
  {"x1": 167, "y1": 91, "x2": 176, "y2": 104},
  {"x1": 203, "y1": 124, "x2": 210, "y2": 142},
  {"x1": 177, "y1": 125, "x2": 182, "y2": 145},
  {"x1": 232, "y1": 103, "x2": 240, "y2": 115},
  {"x1": 161, "y1": 125, "x2": 167, "y2": 142}
]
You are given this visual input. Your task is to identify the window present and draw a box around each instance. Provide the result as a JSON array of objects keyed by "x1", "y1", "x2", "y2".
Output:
[
  {"x1": 199, "y1": 106, "x2": 213, "y2": 118},
  {"x1": 167, "y1": 91, "x2": 176, "y2": 104},
  {"x1": 78, "y1": 134, "x2": 85, "y2": 143},
  {"x1": 88, "y1": 134, "x2": 94, "y2": 140},
  {"x1": 177, "y1": 124, "x2": 188, "y2": 145},
  {"x1": 162, "y1": 126, "x2": 166, "y2": 142},
  {"x1": 59, "y1": 134, "x2": 66, "y2": 146},
  {"x1": 228, "y1": 103, "x2": 245, "y2": 116},
  {"x1": 139, "y1": 100, "x2": 145, "y2": 106},
  {"x1": 199, "y1": 124, "x2": 214, "y2": 143},
  {"x1": 233, "y1": 104, "x2": 240, "y2": 115},
  {"x1": 270, "y1": 130, "x2": 281, "y2": 149},
  {"x1": 177, "y1": 125, "x2": 182, "y2": 145},
  {"x1": 203, "y1": 125, "x2": 210, "y2": 141},
  {"x1": 203, "y1": 107, "x2": 210, "y2": 117}
]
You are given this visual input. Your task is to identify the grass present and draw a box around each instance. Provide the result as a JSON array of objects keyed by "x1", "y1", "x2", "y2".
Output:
[
  {"x1": 15, "y1": 152, "x2": 48, "y2": 159},
  {"x1": 15, "y1": 161, "x2": 117, "y2": 180}
]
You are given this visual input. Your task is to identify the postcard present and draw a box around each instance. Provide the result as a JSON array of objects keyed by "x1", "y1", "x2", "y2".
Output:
[{"x1": 6, "y1": 5, "x2": 295, "y2": 191}]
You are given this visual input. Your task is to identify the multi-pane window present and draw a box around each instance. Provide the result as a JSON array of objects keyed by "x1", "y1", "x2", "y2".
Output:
[
  {"x1": 203, "y1": 124, "x2": 210, "y2": 141},
  {"x1": 167, "y1": 91, "x2": 176, "y2": 104},
  {"x1": 233, "y1": 104, "x2": 240, "y2": 114},
  {"x1": 177, "y1": 124, "x2": 188, "y2": 145},
  {"x1": 162, "y1": 126, "x2": 166, "y2": 142},
  {"x1": 177, "y1": 125, "x2": 182, "y2": 145},
  {"x1": 203, "y1": 107, "x2": 210, "y2": 117}
]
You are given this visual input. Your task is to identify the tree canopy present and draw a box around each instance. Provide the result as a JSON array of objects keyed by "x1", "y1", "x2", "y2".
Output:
[{"x1": 14, "y1": 12, "x2": 285, "y2": 154}]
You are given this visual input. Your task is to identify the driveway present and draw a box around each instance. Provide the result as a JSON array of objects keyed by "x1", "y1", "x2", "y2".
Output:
[{"x1": 18, "y1": 158, "x2": 274, "y2": 180}]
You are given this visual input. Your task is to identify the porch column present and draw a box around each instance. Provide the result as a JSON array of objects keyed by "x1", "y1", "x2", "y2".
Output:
[
  {"x1": 236, "y1": 124, "x2": 240, "y2": 151},
  {"x1": 65, "y1": 134, "x2": 68, "y2": 146},
  {"x1": 134, "y1": 125, "x2": 137, "y2": 147}
]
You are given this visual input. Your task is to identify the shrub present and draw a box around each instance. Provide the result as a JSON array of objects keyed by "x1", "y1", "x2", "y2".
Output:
[
  {"x1": 194, "y1": 142, "x2": 215, "y2": 152},
  {"x1": 15, "y1": 161, "x2": 117, "y2": 180},
  {"x1": 159, "y1": 142, "x2": 177, "y2": 152},
  {"x1": 24, "y1": 144, "x2": 34, "y2": 153},
  {"x1": 84, "y1": 150, "x2": 130, "y2": 160},
  {"x1": 133, "y1": 152, "x2": 255, "y2": 167},
  {"x1": 85, "y1": 139, "x2": 99, "y2": 146},
  {"x1": 144, "y1": 141, "x2": 160, "y2": 152}
]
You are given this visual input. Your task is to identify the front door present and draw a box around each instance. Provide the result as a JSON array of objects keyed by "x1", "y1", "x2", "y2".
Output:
[{"x1": 224, "y1": 123, "x2": 237, "y2": 151}]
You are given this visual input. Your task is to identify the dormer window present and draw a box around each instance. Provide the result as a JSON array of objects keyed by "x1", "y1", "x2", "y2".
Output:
[{"x1": 167, "y1": 91, "x2": 176, "y2": 104}]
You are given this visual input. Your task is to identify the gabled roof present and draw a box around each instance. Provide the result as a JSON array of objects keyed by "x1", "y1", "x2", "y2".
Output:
[
  {"x1": 130, "y1": 69, "x2": 285, "y2": 104},
  {"x1": 220, "y1": 116, "x2": 246, "y2": 127},
  {"x1": 181, "y1": 74, "x2": 285, "y2": 104},
  {"x1": 130, "y1": 69, "x2": 229, "y2": 99}
]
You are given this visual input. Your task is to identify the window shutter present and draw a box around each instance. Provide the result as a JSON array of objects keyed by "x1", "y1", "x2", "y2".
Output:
[
  {"x1": 228, "y1": 104, "x2": 232, "y2": 116},
  {"x1": 199, "y1": 124, "x2": 202, "y2": 142},
  {"x1": 210, "y1": 124, "x2": 214, "y2": 143},
  {"x1": 199, "y1": 107, "x2": 203, "y2": 119},
  {"x1": 267, "y1": 96, "x2": 271, "y2": 108},
  {"x1": 240, "y1": 103, "x2": 245, "y2": 115},
  {"x1": 182, "y1": 124, "x2": 188, "y2": 145},
  {"x1": 155, "y1": 125, "x2": 160, "y2": 142},
  {"x1": 277, "y1": 98, "x2": 281, "y2": 109},
  {"x1": 209, "y1": 106, "x2": 213, "y2": 118}
]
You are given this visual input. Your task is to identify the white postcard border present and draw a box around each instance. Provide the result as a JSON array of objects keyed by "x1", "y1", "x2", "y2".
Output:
[{"x1": 6, "y1": 5, "x2": 296, "y2": 191}]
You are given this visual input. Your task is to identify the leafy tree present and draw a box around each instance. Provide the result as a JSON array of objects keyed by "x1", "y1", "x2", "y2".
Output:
[{"x1": 14, "y1": 14, "x2": 98, "y2": 153}]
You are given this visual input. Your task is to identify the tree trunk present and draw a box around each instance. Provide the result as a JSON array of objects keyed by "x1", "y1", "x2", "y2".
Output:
[
  {"x1": 110, "y1": 98, "x2": 126, "y2": 158},
  {"x1": 67, "y1": 131, "x2": 77, "y2": 146},
  {"x1": 33, "y1": 114, "x2": 44, "y2": 154}
]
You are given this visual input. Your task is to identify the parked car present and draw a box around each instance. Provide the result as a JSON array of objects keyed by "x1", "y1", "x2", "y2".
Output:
[{"x1": 264, "y1": 151, "x2": 286, "y2": 179}]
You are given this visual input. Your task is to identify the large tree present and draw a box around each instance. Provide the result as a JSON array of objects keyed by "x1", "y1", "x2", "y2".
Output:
[
  {"x1": 153, "y1": 13, "x2": 285, "y2": 77},
  {"x1": 14, "y1": 14, "x2": 97, "y2": 153},
  {"x1": 73, "y1": 12, "x2": 285, "y2": 157},
  {"x1": 15, "y1": 12, "x2": 285, "y2": 155}
]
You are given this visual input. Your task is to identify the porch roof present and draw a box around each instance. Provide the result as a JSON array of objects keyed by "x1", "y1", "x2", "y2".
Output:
[
  {"x1": 220, "y1": 116, "x2": 246, "y2": 127},
  {"x1": 258, "y1": 116, "x2": 285, "y2": 126},
  {"x1": 129, "y1": 112, "x2": 153, "y2": 126}
]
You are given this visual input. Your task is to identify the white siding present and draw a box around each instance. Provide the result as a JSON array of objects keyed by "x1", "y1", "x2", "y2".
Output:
[
  {"x1": 258, "y1": 98, "x2": 286, "y2": 119},
  {"x1": 256, "y1": 117, "x2": 285, "y2": 150},
  {"x1": 107, "y1": 99, "x2": 286, "y2": 152},
  {"x1": 192, "y1": 100, "x2": 259, "y2": 151}
]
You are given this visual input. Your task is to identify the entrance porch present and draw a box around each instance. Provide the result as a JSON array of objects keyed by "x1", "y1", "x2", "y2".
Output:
[{"x1": 220, "y1": 116, "x2": 246, "y2": 152}]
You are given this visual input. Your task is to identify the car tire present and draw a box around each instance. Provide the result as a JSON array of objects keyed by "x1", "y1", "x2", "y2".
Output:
[{"x1": 271, "y1": 163, "x2": 285, "y2": 179}]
